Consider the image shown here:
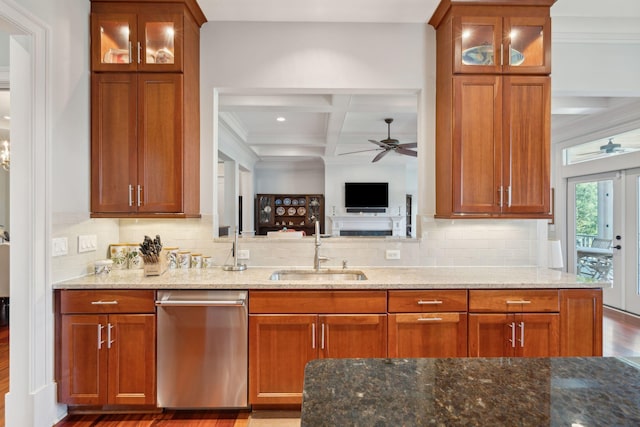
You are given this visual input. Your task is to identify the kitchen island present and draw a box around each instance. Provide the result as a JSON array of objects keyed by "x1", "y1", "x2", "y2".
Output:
[{"x1": 301, "y1": 357, "x2": 640, "y2": 426}]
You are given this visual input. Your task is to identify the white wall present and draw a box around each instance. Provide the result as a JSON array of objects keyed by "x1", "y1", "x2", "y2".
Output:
[
  {"x1": 552, "y1": 42, "x2": 640, "y2": 97},
  {"x1": 324, "y1": 161, "x2": 413, "y2": 217},
  {"x1": 254, "y1": 163, "x2": 324, "y2": 194}
]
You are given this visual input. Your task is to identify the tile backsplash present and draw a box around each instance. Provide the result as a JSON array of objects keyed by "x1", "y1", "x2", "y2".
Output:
[{"x1": 52, "y1": 213, "x2": 546, "y2": 282}]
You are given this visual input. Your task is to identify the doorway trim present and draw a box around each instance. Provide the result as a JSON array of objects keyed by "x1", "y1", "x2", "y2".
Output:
[{"x1": 0, "y1": 1, "x2": 58, "y2": 426}]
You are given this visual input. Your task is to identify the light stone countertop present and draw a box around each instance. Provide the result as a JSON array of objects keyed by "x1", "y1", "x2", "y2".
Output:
[{"x1": 53, "y1": 266, "x2": 605, "y2": 290}]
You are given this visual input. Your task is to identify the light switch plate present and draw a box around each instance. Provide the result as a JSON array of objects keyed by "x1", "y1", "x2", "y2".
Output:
[
  {"x1": 52, "y1": 237, "x2": 68, "y2": 257},
  {"x1": 78, "y1": 234, "x2": 98, "y2": 253},
  {"x1": 237, "y1": 249, "x2": 250, "y2": 260},
  {"x1": 385, "y1": 249, "x2": 400, "y2": 260}
]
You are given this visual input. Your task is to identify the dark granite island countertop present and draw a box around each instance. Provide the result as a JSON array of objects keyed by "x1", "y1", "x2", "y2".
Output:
[{"x1": 301, "y1": 357, "x2": 640, "y2": 427}]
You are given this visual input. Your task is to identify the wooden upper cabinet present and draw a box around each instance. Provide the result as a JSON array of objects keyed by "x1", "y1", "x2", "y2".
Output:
[
  {"x1": 453, "y1": 15, "x2": 551, "y2": 75},
  {"x1": 90, "y1": 1, "x2": 206, "y2": 72},
  {"x1": 502, "y1": 76, "x2": 550, "y2": 215},
  {"x1": 90, "y1": 0, "x2": 204, "y2": 218},
  {"x1": 91, "y1": 73, "x2": 185, "y2": 214},
  {"x1": 431, "y1": 0, "x2": 554, "y2": 219}
]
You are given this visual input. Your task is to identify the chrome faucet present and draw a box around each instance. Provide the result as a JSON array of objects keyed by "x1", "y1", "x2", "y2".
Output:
[{"x1": 313, "y1": 220, "x2": 328, "y2": 270}]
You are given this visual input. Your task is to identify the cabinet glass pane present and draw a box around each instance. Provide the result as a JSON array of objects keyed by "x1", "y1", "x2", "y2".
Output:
[
  {"x1": 145, "y1": 22, "x2": 175, "y2": 64},
  {"x1": 99, "y1": 21, "x2": 131, "y2": 64},
  {"x1": 508, "y1": 25, "x2": 544, "y2": 68},
  {"x1": 461, "y1": 24, "x2": 496, "y2": 66}
]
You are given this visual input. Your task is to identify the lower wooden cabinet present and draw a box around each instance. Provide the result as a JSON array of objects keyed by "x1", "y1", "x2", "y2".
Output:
[
  {"x1": 248, "y1": 290, "x2": 387, "y2": 406},
  {"x1": 468, "y1": 313, "x2": 559, "y2": 357},
  {"x1": 56, "y1": 290, "x2": 156, "y2": 406},
  {"x1": 468, "y1": 290, "x2": 560, "y2": 357},
  {"x1": 560, "y1": 289, "x2": 603, "y2": 356},
  {"x1": 388, "y1": 290, "x2": 468, "y2": 357}
]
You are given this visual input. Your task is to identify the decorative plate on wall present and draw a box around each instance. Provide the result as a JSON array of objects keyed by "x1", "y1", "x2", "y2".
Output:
[
  {"x1": 275, "y1": 199, "x2": 282, "y2": 205},
  {"x1": 297, "y1": 207, "x2": 306, "y2": 215},
  {"x1": 283, "y1": 198, "x2": 292, "y2": 206},
  {"x1": 288, "y1": 207, "x2": 296, "y2": 216},
  {"x1": 276, "y1": 206, "x2": 285, "y2": 216},
  {"x1": 298, "y1": 198, "x2": 306, "y2": 205},
  {"x1": 292, "y1": 199, "x2": 299, "y2": 206}
]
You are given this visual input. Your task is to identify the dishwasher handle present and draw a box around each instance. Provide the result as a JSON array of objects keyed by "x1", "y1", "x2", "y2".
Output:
[{"x1": 155, "y1": 299, "x2": 246, "y2": 307}]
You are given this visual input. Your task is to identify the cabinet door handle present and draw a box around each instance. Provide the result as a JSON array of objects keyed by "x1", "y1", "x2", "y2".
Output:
[
  {"x1": 417, "y1": 300, "x2": 443, "y2": 305},
  {"x1": 519, "y1": 321, "x2": 525, "y2": 348},
  {"x1": 418, "y1": 317, "x2": 442, "y2": 322},
  {"x1": 498, "y1": 186, "x2": 504, "y2": 207},
  {"x1": 137, "y1": 41, "x2": 141, "y2": 64},
  {"x1": 507, "y1": 186, "x2": 512, "y2": 207},
  {"x1": 137, "y1": 185, "x2": 142, "y2": 206},
  {"x1": 107, "y1": 323, "x2": 115, "y2": 349},
  {"x1": 311, "y1": 323, "x2": 316, "y2": 349},
  {"x1": 500, "y1": 43, "x2": 504, "y2": 66},
  {"x1": 128, "y1": 184, "x2": 133, "y2": 207},
  {"x1": 97, "y1": 324, "x2": 105, "y2": 350},
  {"x1": 321, "y1": 323, "x2": 325, "y2": 350},
  {"x1": 506, "y1": 300, "x2": 531, "y2": 305},
  {"x1": 91, "y1": 300, "x2": 118, "y2": 305},
  {"x1": 127, "y1": 41, "x2": 133, "y2": 64},
  {"x1": 509, "y1": 322, "x2": 515, "y2": 348}
]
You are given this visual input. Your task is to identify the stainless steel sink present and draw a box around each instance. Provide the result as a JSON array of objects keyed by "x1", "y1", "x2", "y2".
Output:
[{"x1": 270, "y1": 269, "x2": 367, "y2": 281}]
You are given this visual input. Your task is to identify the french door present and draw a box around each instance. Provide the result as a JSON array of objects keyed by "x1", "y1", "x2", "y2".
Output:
[{"x1": 568, "y1": 170, "x2": 640, "y2": 314}]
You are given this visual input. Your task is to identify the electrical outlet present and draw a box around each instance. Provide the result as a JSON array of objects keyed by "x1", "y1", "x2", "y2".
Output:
[
  {"x1": 52, "y1": 237, "x2": 68, "y2": 257},
  {"x1": 237, "y1": 249, "x2": 250, "y2": 260},
  {"x1": 385, "y1": 249, "x2": 400, "y2": 260},
  {"x1": 78, "y1": 234, "x2": 98, "y2": 253}
]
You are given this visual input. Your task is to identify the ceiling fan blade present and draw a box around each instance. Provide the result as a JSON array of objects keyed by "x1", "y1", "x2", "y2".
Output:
[
  {"x1": 398, "y1": 142, "x2": 417, "y2": 149},
  {"x1": 396, "y1": 147, "x2": 418, "y2": 157},
  {"x1": 369, "y1": 139, "x2": 390, "y2": 149},
  {"x1": 338, "y1": 148, "x2": 384, "y2": 156},
  {"x1": 372, "y1": 149, "x2": 391, "y2": 163}
]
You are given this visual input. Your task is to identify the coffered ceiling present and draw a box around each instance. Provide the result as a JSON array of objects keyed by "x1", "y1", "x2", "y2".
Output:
[{"x1": 199, "y1": 0, "x2": 640, "y2": 164}]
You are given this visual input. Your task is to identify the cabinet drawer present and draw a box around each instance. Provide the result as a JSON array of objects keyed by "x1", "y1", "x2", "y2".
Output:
[
  {"x1": 469, "y1": 290, "x2": 559, "y2": 313},
  {"x1": 388, "y1": 290, "x2": 467, "y2": 312},
  {"x1": 59, "y1": 290, "x2": 156, "y2": 314},
  {"x1": 249, "y1": 290, "x2": 387, "y2": 314}
]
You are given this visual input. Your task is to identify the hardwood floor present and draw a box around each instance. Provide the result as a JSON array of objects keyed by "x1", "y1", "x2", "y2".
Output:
[
  {"x1": 603, "y1": 305, "x2": 640, "y2": 356},
  {"x1": 0, "y1": 307, "x2": 638, "y2": 427}
]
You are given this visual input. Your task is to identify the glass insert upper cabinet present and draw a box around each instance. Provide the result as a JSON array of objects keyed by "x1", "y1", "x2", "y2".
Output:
[
  {"x1": 453, "y1": 15, "x2": 550, "y2": 75},
  {"x1": 91, "y1": 11, "x2": 183, "y2": 72}
]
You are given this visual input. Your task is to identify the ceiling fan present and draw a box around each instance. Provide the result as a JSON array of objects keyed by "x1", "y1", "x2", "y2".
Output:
[
  {"x1": 340, "y1": 118, "x2": 417, "y2": 163},
  {"x1": 578, "y1": 138, "x2": 625, "y2": 156}
]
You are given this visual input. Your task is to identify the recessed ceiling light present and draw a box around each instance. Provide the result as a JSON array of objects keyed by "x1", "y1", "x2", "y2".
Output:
[{"x1": 276, "y1": 116, "x2": 286, "y2": 122}]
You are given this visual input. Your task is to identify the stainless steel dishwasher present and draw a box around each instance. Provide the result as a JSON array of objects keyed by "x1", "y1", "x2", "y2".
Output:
[{"x1": 155, "y1": 290, "x2": 248, "y2": 408}]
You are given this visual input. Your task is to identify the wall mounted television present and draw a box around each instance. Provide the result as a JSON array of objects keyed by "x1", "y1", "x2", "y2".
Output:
[{"x1": 344, "y1": 182, "x2": 389, "y2": 208}]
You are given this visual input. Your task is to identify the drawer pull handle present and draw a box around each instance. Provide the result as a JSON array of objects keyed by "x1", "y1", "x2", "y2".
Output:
[
  {"x1": 506, "y1": 300, "x2": 531, "y2": 304},
  {"x1": 417, "y1": 300, "x2": 443, "y2": 305},
  {"x1": 418, "y1": 317, "x2": 442, "y2": 322},
  {"x1": 91, "y1": 300, "x2": 119, "y2": 305}
]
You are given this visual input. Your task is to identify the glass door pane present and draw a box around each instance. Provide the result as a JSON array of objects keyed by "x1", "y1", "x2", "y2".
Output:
[
  {"x1": 508, "y1": 24, "x2": 544, "y2": 67},
  {"x1": 570, "y1": 175, "x2": 622, "y2": 309},
  {"x1": 623, "y1": 172, "x2": 640, "y2": 315},
  {"x1": 144, "y1": 21, "x2": 175, "y2": 65}
]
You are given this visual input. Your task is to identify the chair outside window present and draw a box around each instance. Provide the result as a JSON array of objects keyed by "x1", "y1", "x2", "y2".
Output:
[{"x1": 577, "y1": 238, "x2": 613, "y2": 281}]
